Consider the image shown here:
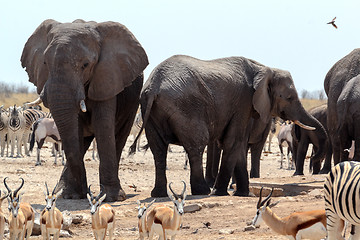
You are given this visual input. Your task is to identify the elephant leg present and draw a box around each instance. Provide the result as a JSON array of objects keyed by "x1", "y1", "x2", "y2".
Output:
[
  {"x1": 294, "y1": 139, "x2": 309, "y2": 175},
  {"x1": 146, "y1": 122, "x2": 169, "y2": 198},
  {"x1": 250, "y1": 138, "x2": 267, "y2": 178},
  {"x1": 213, "y1": 140, "x2": 247, "y2": 196},
  {"x1": 185, "y1": 145, "x2": 210, "y2": 195},
  {"x1": 205, "y1": 141, "x2": 221, "y2": 187},
  {"x1": 320, "y1": 138, "x2": 333, "y2": 174},
  {"x1": 233, "y1": 142, "x2": 250, "y2": 196}
]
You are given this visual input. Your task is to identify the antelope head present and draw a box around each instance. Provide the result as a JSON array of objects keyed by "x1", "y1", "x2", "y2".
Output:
[
  {"x1": 4, "y1": 177, "x2": 24, "y2": 217},
  {"x1": 137, "y1": 199, "x2": 156, "y2": 219},
  {"x1": 252, "y1": 187, "x2": 279, "y2": 227},
  {"x1": 87, "y1": 185, "x2": 106, "y2": 215},
  {"x1": 44, "y1": 182, "x2": 62, "y2": 211},
  {"x1": 167, "y1": 180, "x2": 187, "y2": 215}
]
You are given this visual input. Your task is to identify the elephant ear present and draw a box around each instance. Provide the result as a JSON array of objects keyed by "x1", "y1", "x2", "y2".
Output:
[
  {"x1": 252, "y1": 67, "x2": 273, "y2": 123},
  {"x1": 21, "y1": 19, "x2": 60, "y2": 94},
  {"x1": 88, "y1": 21, "x2": 149, "y2": 101}
]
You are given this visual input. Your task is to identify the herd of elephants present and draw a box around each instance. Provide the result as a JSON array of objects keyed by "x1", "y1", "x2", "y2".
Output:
[{"x1": 19, "y1": 19, "x2": 360, "y2": 202}]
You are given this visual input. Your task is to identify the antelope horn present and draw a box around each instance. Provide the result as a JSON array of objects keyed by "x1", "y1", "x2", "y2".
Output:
[
  {"x1": 95, "y1": 184, "x2": 105, "y2": 201},
  {"x1": 4, "y1": 177, "x2": 12, "y2": 194},
  {"x1": 147, "y1": 199, "x2": 156, "y2": 208},
  {"x1": 257, "y1": 187, "x2": 264, "y2": 209},
  {"x1": 168, "y1": 182, "x2": 178, "y2": 199},
  {"x1": 181, "y1": 180, "x2": 186, "y2": 197},
  {"x1": 88, "y1": 185, "x2": 94, "y2": 200},
  {"x1": 294, "y1": 120, "x2": 316, "y2": 131},
  {"x1": 13, "y1": 178, "x2": 24, "y2": 198},
  {"x1": 52, "y1": 181, "x2": 59, "y2": 195},
  {"x1": 45, "y1": 182, "x2": 49, "y2": 195},
  {"x1": 259, "y1": 187, "x2": 274, "y2": 207}
]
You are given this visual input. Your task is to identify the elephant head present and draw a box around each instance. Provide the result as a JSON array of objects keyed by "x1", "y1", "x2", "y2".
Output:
[
  {"x1": 252, "y1": 67, "x2": 327, "y2": 171},
  {"x1": 21, "y1": 19, "x2": 148, "y2": 198}
]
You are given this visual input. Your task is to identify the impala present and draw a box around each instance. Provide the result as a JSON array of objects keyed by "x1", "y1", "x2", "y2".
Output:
[
  {"x1": 0, "y1": 190, "x2": 9, "y2": 240},
  {"x1": 137, "y1": 199, "x2": 156, "y2": 240},
  {"x1": 87, "y1": 185, "x2": 115, "y2": 240},
  {"x1": 252, "y1": 187, "x2": 326, "y2": 240},
  {"x1": 148, "y1": 181, "x2": 186, "y2": 240},
  {"x1": 4, "y1": 177, "x2": 35, "y2": 240},
  {"x1": 40, "y1": 182, "x2": 63, "y2": 240}
]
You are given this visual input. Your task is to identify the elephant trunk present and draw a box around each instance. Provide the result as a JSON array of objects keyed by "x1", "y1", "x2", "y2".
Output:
[
  {"x1": 294, "y1": 106, "x2": 328, "y2": 173},
  {"x1": 45, "y1": 80, "x2": 88, "y2": 198}
]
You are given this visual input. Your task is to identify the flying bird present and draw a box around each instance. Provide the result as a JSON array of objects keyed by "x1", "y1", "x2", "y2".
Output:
[{"x1": 327, "y1": 17, "x2": 337, "y2": 29}]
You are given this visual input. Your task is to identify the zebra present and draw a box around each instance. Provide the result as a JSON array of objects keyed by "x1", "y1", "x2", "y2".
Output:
[
  {"x1": 324, "y1": 161, "x2": 360, "y2": 239},
  {"x1": 7, "y1": 105, "x2": 26, "y2": 157},
  {"x1": 0, "y1": 106, "x2": 9, "y2": 157},
  {"x1": 21, "y1": 108, "x2": 52, "y2": 156}
]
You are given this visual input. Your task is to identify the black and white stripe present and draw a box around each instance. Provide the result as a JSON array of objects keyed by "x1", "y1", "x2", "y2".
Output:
[{"x1": 324, "y1": 161, "x2": 360, "y2": 239}]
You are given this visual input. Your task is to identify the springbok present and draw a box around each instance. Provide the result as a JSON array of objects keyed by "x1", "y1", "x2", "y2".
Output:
[
  {"x1": 4, "y1": 177, "x2": 35, "y2": 240},
  {"x1": 87, "y1": 185, "x2": 115, "y2": 240},
  {"x1": 40, "y1": 182, "x2": 63, "y2": 240},
  {"x1": 251, "y1": 187, "x2": 326, "y2": 239},
  {"x1": 148, "y1": 181, "x2": 186, "y2": 240},
  {"x1": 0, "y1": 190, "x2": 9, "y2": 240},
  {"x1": 137, "y1": 199, "x2": 156, "y2": 240}
]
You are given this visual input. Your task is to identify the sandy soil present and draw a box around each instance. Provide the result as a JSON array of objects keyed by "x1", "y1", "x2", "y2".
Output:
[{"x1": 0, "y1": 134, "x2": 333, "y2": 240}]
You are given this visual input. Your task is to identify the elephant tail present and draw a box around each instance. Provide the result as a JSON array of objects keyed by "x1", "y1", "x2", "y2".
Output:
[
  {"x1": 29, "y1": 119, "x2": 40, "y2": 152},
  {"x1": 128, "y1": 93, "x2": 155, "y2": 156}
]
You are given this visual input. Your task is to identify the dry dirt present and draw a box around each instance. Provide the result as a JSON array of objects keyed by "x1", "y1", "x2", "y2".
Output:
[{"x1": 0, "y1": 134, "x2": 333, "y2": 240}]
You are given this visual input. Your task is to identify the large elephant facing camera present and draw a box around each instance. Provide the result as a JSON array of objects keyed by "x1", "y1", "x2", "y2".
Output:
[
  {"x1": 21, "y1": 19, "x2": 148, "y2": 201},
  {"x1": 131, "y1": 55, "x2": 327, "y2": 197}
]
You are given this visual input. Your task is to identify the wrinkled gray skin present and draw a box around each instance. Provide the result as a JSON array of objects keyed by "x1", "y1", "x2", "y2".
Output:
[
  {"x1": 324, "y1": 48, "x2": 360, "y2": 164},
  {"x1": 205, "y1": 118, "x2": 272, "y2": 188},
  {"x1": 336, "y1": 75, "x2": 360, "y2": 161},
  {"x1": 132, "y1": 55, "x2": 326, "y2": 197},
  {"x1": 21, "y1": 19, "x2": 148, "y2": 201},
  {"x1": 292, "y1": 104, "x2": 330, "y2": 175}
]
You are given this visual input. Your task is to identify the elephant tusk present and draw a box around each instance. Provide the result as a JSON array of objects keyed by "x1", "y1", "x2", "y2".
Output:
[
  {"x1": 80, "y1": 100, "x2": 87, "y2": 112},
  {"x1": 26, "y1": 97, "x2": 42, "y2": 107},
  {"x1": 294, "y1": 120, "x2": 316, "y2": 131}
]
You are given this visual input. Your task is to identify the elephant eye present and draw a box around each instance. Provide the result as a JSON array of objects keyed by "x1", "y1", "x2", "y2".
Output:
[{"x1": 82, "y1": 62, "x2": 89, "y2": 70}]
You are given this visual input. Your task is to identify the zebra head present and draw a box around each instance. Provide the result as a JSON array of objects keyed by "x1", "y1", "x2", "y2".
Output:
[{"x1": 8, "y1": 105, "x2": 22, "y2": 130}]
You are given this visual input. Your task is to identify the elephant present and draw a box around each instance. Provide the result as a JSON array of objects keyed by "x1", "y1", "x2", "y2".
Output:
[
  {"x1": 291, "y1": 103, "x2": 331, "y2": 175},
  {"x1": 205, "y1": 117, "x2": 273, "y2": 190},
  {"x1": 336, "y1": 75, "x2": 360, "y2": 161},
  {"x1": 325, "y1": 48, "x2": 360, "y2": 164},
  {"x1": 130, "y1": 55, "x2": 327, "y2": 197},
  {"x1": 21, "y1": 19, "x2": 148, "y2": 201}
]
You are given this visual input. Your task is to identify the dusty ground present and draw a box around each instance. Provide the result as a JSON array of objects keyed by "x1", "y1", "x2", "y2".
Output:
[{"x1": 0, "y1": 134, "x2": 332, "y2": 240}]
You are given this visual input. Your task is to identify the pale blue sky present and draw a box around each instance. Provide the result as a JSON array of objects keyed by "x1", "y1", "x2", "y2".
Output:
[{"x1": 1, "y1": 0, "x2": 359, "y2": 94}]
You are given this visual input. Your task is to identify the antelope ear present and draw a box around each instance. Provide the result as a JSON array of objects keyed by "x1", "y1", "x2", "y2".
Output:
[
  {"x1": 21, "y1": 19, "x2": 60, "y2": 94},
  {"x1": 136, "y1": 200, "x2": 141, "y2": 206},
  {"x1": 55, "y1": 189, "x2": 63, "y2": 198},
  {"x1": 253, "y1": 67, "x2": 273, "y2": 124},
  {"x1": 88, "y1": 21, "x2": 148, "y2": 101}
]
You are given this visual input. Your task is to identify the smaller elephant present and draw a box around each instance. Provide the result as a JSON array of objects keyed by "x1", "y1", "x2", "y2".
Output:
[
  {"x1": 336, "y1": 75, "x2": 360, "y2": 161},
  {"x1": 292, "y1": 104, "x2": 331, "y2": 175}
]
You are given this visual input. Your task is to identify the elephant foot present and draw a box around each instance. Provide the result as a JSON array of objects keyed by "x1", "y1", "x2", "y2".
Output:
[
  {"x1": 62, "y1": 191, "x2": 83, "y2": 199},
  {"x1": 320, "y1": 168, "x2": 330, "y2": 174},
  {"x1": 151, "y1": 186, "x2": 168, "y2": 198},
  {"x1": 293, "y1": 171, "x2": 304, "y2": 176},
  {"x1": 233, "y1": 190, "x2": 253, "y2": 197},
  {"x1": 105, "y1": 188, "x2": 126, "y2": 202},
  {"x1": 191, "y1": 183, "x2": 210, "y2": 196},
  {"x1": 210, "y1": 188, "x2": 229, "y2": 196},
  {"x1": 250, "y1": 172, "x2": 260, "y2": 178}
]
